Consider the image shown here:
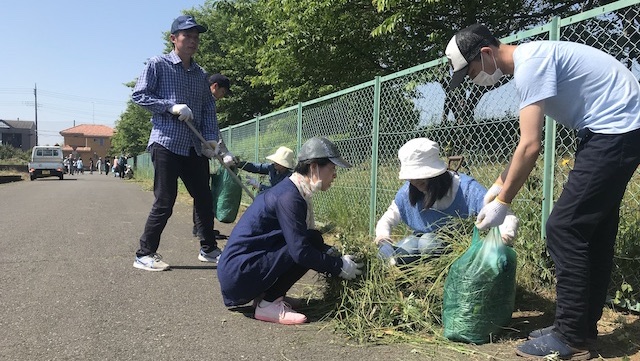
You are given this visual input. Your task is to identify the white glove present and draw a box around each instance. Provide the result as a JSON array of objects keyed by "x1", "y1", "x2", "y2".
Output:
[
  {"x1": 339, "y1": 255, "x2": 364, "y2": 280},
  {"x1": 201, "y1": 141, "x2": 219, "y2": 159},
  {"x1": 170, "y1": 104, "x2": 193, "y2": 121},
  {"x1": 476, "y1": 198, "x2": 510, "y2": 230},
  {"x1": 498, "y1": 212, "x2": 519, "y2": 245},
  {"x1": 222, "y1": 153, "x2": 236, "y2": 167},
  {"x1": 246, "y1": 176, "x2": 260, "y2": 189},
  {"x1": 484, "y1": 183, "x2": 503, "y2": 205},
  {"x1": 373, "y1": 235, "x2": 393, "y2": 246}
]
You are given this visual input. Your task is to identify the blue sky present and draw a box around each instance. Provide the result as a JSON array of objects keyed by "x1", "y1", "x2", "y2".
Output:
[{"x1": 0, "y1": 0, "x2": 207, "y2": 146}]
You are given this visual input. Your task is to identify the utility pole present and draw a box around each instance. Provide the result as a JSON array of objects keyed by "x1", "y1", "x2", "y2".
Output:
[{"x1": 34, "y1": 84, "x2": 39, "y2": 146}]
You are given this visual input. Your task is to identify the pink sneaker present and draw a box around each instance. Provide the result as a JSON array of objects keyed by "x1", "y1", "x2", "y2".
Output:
[
  {"x1": 252, "y1": 294, "x2": 305, "y2": 309},
  {"x1": 254, "y1": 297, "x2": 307, "y2": 325}
]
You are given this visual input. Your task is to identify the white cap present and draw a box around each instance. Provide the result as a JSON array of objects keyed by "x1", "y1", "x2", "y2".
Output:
[
  {"x1": 397, "y1": 138, "x2": 447, "y2": 180},
  {"x1": 265, "y1": 146, "x2": 295, "y2": 169}
]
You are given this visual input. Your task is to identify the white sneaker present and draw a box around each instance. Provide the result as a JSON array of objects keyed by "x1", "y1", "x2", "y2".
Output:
[
  {"x1": 254, "y1": 297, "x2": 307, "y2": 325},
  {"x1": 198, "y1": 248, "x2": 222, "y2": 263},
  {"x1": 133, "y1": 253, "x2": 170, "y2": 271}
]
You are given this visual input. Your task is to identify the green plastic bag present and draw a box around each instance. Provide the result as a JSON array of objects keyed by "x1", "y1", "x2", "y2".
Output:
[
  {"x1": 442, "y1": 227, "x2": 517, "y2": 344},
  {"x1": 211, "y1": 167, "x2": 242, "y2": 223}
]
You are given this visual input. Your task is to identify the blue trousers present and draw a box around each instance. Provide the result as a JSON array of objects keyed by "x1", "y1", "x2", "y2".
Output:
[
  {"x1": 546, "y1": 128, "x2": 640, "y2": 346},
  {"x1": 137, "y1": 143, "x2": 217, "y2": 257}
]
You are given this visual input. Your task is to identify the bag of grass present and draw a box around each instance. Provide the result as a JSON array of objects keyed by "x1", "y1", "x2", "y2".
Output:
[
  {"x1": 442, "y1": 226, "x2": 517, "y2": 344},
  {"x1": 211, "y1": 166, "x2": 242, "y2": 223}
]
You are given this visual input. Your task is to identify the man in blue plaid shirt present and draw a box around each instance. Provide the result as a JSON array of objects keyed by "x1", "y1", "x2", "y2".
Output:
[{"x1": 132, "y1": 14, "x2": 222, "y2": 271}]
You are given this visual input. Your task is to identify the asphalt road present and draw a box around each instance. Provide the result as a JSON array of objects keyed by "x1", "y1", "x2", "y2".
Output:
[{"x1": 0, "y1": 173, "x2": 433, "y2": 361}]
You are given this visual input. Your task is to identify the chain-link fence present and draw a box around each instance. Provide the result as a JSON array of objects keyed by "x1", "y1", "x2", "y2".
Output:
[
  {"x1": 213, "y1": 0, "x2": 639, "y2": 235},
  {"x1": 135, "y1": 0, "x2": 640, "y2": 306}
]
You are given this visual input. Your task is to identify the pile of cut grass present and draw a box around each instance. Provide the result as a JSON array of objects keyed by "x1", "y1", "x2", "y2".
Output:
[{"x1": 307, "y1": 218, "x2": 477, "y2": 344}]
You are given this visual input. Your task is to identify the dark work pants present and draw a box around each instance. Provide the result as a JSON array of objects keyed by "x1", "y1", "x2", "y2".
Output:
[
  {"x1": 263, "y1": 230, "x2": 328, "y2": 302},
  {"x1": 193, "y1": 203, "x2": 219, "y2": 238},
  {"x1": 137, "y1": 143, "x2": 217, "y2": 257},
  {"x1": 546, "y1": 128, "x2": 640, "y2": 346}
]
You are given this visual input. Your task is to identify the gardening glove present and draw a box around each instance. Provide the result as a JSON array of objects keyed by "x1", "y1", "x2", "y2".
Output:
[
  {"x1": 476, "y1": 198, "x2": 510, "y2": 230},
  {"x1": 201, "y1": 141, "x2": 220, "y2": 159},
  {"x1": 246, "y1": 176, "x2": 260, "y2": 189},
  {"x1": 373, "y1": 235, "x2": 393, "y2": 246},
  {"x1": 483, "y1": 183, "x2": 503, "y2": 205},
  {"x1": 222, "y1": 154, "x2": 236, "y2": 167},
  {"x1": 339, "y1": 255, "x2": 364, "y2": 280},
  {"x1": 498, "y1": 211, "x2": 519, "y2": 246},
  {"x1": 170, "y1": 104, "x2": 193, "y2": 121}
]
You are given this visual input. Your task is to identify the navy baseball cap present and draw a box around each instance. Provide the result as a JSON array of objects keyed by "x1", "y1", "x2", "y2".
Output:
[
  {"x1": 171, "y1": 15, "x2": 207, "y2": 34},
  {"x1": 208, "y1": 74, "x2": 232, "y2": 95},
  {"x1": 445, "y1": 24, "x2": 497, "y2": 90}
]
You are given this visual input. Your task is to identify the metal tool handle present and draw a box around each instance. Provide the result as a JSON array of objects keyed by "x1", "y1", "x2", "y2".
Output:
[{"x1": 184, "y1": 120, "x2": 255, "y2": 200}]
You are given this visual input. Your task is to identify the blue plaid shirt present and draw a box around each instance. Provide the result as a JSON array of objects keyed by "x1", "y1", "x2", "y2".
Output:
[{"x1": 132, "y1": 51, "x2": 218, "y2": 156}]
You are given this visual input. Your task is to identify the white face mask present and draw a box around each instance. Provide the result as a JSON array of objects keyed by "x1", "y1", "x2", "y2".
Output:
[
  {"x1": 310, "y1": 164, "x2": 323, "y2": 193},
  {"x1": 472, "y1": 52, "x2": 503, "y2": 86}
]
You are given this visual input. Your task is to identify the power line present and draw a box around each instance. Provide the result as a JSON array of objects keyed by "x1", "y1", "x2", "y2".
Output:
[
  {"x1": 38, "y1": 89, "x2": 127, "y2": 106},
  {"x1": 0, "y1": 87, "x2": 127, "y2": 105}
]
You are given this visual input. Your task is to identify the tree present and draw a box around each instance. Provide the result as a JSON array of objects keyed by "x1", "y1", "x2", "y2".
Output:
[
  {"x1": 191, "y1": 0, "x2": 276, "y2": 127},
  {"x1": 253, "y1": 0, "x2": 398, "y2": 107},
  {"x1": 111, "y1": 99, "x2": 152, "y2": 159},
  {"x1": 371, "y1": 0, "x2": 639, "y2": 123}
]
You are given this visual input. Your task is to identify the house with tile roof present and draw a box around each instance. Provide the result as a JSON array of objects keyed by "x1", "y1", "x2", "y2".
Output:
[
  {"x1": 59, "y1": 124, "x2": 114, "y2": 166},
  {"x1": 0, "y1": 119, "x2": 36, "y2": 151}
]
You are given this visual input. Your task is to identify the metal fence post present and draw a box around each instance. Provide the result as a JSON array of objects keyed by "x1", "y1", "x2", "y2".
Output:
[
  {"x1": 369, "y1": 76, "x2": 382, "y2": 235},
  {"x1": 297, "y1": 103, "x2": 303, "y2": 152},
  {"x1": 254, "y1": 116, "x2": 260, "y2": 162},
  {"x1": 540, "y1": 16, "x2": 561, "y2": 239}
]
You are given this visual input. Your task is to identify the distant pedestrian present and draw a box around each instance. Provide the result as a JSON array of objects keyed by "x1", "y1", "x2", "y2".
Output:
[
  {"x1": 76, "y1": 158, "x2": 84, "y2": 174},
  {"x1": 112, "y1": 157, "x2": 118, "y2": 177},
  {"x1": 105, "y1": 158, "x2": 110, "y2": 176},
  {"x1": 97, "y1": 157, "x2": 103, "y2": 174},
  {"x1": 89, "y1": 158, "x2": 94, "y2": 174},
  {"x1": 118, "y1": 155, "x2": 127, "y2": 179}
]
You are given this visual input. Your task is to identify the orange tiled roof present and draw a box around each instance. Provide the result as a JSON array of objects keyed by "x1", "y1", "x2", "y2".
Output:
[
  {"x1": 60, "y1": 124, "x2": 114, "y2": 137},
  {"x1": 62, "y1": 145, "x2": 92, "y2": 152}
]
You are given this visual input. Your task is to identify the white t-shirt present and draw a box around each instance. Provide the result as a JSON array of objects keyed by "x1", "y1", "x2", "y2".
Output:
[{"x1": 513, "y1": 41, "x2": 640, "y2": 134}]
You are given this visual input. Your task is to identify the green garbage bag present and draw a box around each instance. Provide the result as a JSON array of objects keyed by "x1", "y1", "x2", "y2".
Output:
[
  {"x1": 211, "y1": 167, "x2": 242, "y2": 223},
  {"x1": 442, "y1": 226, "x2": 517, "y2": 344}
]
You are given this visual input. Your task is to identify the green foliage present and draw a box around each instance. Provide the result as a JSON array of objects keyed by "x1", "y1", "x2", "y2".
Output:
[
  {"x1": 190, "y1": 0, "x2": 275, "y2": 127},
  {"x1": 0, "y1": 144, "x2": 30, "y2": 164},
  {"x1": 253, "y1": 0, "x2": 395, "y2": 107},
  {"x1": 315, "y1": 219, "x2": 476, "y2": 343},
  {"x1": 610, "y1": 206, "x2": 640, "y2": 312}
]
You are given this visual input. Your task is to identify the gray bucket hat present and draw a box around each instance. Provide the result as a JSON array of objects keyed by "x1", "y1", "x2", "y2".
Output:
[{"x1": 298, "y1": 137, "x2": 351, "y2": 168}]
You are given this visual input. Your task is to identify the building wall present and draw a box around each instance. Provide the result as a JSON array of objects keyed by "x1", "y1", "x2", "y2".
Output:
[
  {"x1": 62, "y1": 135, "x2": 112, "y2": 166},
  {"x1": 0, "y1": 129, "x2": 35, "y2": 151}
]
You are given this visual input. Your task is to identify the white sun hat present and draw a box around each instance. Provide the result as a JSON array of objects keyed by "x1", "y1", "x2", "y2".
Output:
[
  {"x1": 397, "y1": 138, "x2": 447, "y2": 180},
  {"x1": 266, "y1": 146, "x2": 295, "y2": 169}
]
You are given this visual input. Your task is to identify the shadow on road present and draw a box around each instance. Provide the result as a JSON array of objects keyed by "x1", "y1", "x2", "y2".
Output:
[{"x1": 170, "y1": 265, "x2": 218, "y2": 270}]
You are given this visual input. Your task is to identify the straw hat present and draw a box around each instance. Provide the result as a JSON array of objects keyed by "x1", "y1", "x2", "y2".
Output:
[
  {"x1": 266, "y1": 146, "x2": 295, "y2": 169},
  {"x1": 398, "y1": 138, "x2": 447, "y2": 180}
]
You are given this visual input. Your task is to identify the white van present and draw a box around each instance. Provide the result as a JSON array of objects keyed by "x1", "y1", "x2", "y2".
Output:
[{"x1": 28, "y1": 146, "x2": 65, "y2": 181}]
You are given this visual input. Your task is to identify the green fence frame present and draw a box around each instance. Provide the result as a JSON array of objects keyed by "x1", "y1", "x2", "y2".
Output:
[{"x1": 136, "y1": 0, "x2": 640, "y2": 239}]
